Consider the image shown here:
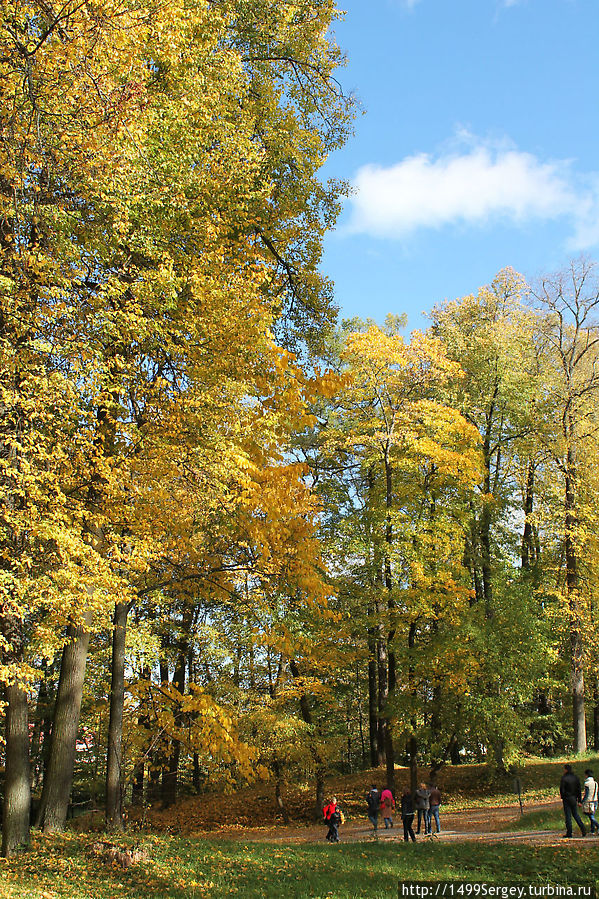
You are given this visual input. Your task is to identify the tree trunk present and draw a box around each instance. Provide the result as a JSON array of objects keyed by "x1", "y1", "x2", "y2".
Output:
[
  {"x1": 1, "y1": 683, "x2": 31, "y2": 857},
  {"x1": 450, "y1": 738, "x2": 461, "y2": 765},
  {"x1": 36, "y1": 617, "x2": 92, "y2": 832},
  {"x1": 564, "y1": 461, "x2": 586, "y2": 753},
  {"x1": 592, "y1": 675, "x2": 599, "y2": 753},
  {"x1": 288, "y1": 659, "x2": 327, "y2": 819},
  {"x1": 273, "y1": 759, "x2": 290, "y2": 824},
  {"x1": 383, "y1": 450, "x2": 396, "y2": 790},
  {"x1": 356, "y1": 662, "x2": 367, "y2": 767},
  {"x1": 105, "y1": 601, "x2": 128, "y2": 830},
  {"x1": 367, "y1": 620, "x2": 378, "y2": 767},
  {"x1": 376, "y1": 624, "x2": 388, "y2": 767},
  {"x1": 521, "y1": 460, "x2": 537, "y2": 571},
  {"x1": 408, "y1": 735, "x2": 418, "y2": 796},
  {"x1": 161, "y1": 649, "x2": 186, "y2": 807},
  {"x1": 131, "y1": 666, "x2": 151, "y2": 807}
]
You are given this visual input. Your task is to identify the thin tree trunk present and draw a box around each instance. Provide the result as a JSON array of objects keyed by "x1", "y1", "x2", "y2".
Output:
[
  {"x1": 593, "y1": 675, "x2": 599, "y2": 752},
  {"x1": 408, "y1": 735, "x2": 418, "y2": 796},
  {"x1": 356, "y1": 662, "x2": 367, "y2": 767},
  {"x1": 105, "y1": 601, "x2": 128, "y2": 830},
  {"x1": 521, "y1": 460, "x2": 536, "y2": 570},
  {"x1": 383, "y1": 450, "x2": 396, "y2": 791},
  {"x1": 367, "y1": 619, "x2": 378, "y2": 767},
  {"x1": 272, "y1": 759, "x2": 290, "y2": 824},
  {"x1": 289, "y1": 659, "x2": 326, "y2": 819},
  {"x1": 1, "y1": 683, "x2": 31, "y2": 857},
  {"x1": 162, "y1": 647, "x2": 187, "y2": 807},
  {"x1": 565, "y1": 460, "x2": 586, "y2": 753},
  {"x1": 36, "y1": 616, "x2": 92, "y2": 832},
  {"x1": 376, "y1": 621, "x2": 388, "y2": 767},
  {"x1": 131, "y1": 667, "x2": 150, "y2": 807}
]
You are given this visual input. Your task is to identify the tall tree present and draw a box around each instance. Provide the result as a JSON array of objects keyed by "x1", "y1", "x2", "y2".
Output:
[{"x1": 532, "y1": 259, "x2": 599, "y2": 752}]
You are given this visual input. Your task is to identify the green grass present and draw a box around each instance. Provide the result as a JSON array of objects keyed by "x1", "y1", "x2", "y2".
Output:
[
  {"x1": 2, "y1": 834, "x2": 598, "y2": 899},
  {"x1": 505, "y1": 807, "x2": 565, "y2": 832},
  {"x1": 505, "y1": 805, "x2": 599, "y2": 836}
]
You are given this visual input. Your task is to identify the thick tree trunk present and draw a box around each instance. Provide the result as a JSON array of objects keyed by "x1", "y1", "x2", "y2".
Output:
[
  {"x1": 36, "y1": 617, "x2": 92, "y2": 832},
  {"x1": 1, "y1": 683, "x2": 31, "y2": 857},
  {"x1": 450, "y1": 738, "x2": 461, "y2": 765},
  {"x1": 105, "y1": 601, "x2": 128, "y2": 830}
]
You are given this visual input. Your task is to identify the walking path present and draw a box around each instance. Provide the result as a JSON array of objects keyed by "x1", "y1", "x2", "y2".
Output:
[{"x1": 190, "y1": 801, "x2": 599, "y2": 847}]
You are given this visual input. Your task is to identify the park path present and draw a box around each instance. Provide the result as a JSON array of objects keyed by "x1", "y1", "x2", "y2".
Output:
[{"x1": 189, "y1": 800, "x2": 598, "y2": 847}]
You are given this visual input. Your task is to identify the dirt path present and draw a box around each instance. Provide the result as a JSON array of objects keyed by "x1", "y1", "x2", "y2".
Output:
[{"x1": 189, "y1": 801, "x2": 599, "y2": 847}]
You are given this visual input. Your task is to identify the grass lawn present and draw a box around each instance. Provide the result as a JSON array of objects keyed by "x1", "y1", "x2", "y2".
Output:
[
  {"x1": 506, "y1": 804, "x2": 599, "y2": 837},
  {"x1": 2, "y1": 834, "x2": 598, "y2": 899}
]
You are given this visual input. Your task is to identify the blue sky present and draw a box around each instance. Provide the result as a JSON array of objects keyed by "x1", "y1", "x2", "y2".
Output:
[{"x1": 322, "y1": 0, "x2": 599, "y2": 331}]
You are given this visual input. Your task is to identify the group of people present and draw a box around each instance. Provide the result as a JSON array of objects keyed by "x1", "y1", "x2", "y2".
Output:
[
  {"x1": 323, "y1": 763, "x2": 599, "y2": 844},
  {"x1": 560, "y1": 764, "x2": 599, "y2": 838},
  {"x1": 322, "y1": 782, "x2": 442, "y2": 843},
  {"x1": 366, "y1": 783, "x2": 442, "y2": 842}
]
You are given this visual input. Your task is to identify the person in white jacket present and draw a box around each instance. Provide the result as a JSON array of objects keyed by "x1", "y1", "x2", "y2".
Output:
[{"x1": 582, "y1": 769, "x2": 599, "y2": 834}]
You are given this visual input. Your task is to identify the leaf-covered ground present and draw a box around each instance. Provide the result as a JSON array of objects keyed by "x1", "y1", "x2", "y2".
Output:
[
  {"x1": 2, "y1": 832, "x2": 598, "y2": 899},
  {"x1": 114, "y1": 755, "x2": 599, "y2": 835}
]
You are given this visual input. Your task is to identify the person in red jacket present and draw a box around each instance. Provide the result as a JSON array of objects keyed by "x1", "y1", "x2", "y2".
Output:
[
  {"x1": 323, "y1": 797, "x2": 342, "y2": 842},
  {"x1": 381, "y1": 788, "x2": 395, "y2": 828}
]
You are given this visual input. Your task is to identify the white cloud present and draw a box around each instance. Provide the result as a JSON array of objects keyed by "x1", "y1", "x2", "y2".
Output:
[{"x1": 347, "y1": 137, "x2": 599, "y2": 248}]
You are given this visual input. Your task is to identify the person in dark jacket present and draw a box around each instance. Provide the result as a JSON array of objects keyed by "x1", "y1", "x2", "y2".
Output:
[
  {"x1": 400, "y1": 789, "x2": 416, "y2": 842},
  {"x1": 366, "y1": 784, "x2": 380, "y2": 833},
  {"x1": 560, "y1": 764, "x2": 586, "y2": 838}
]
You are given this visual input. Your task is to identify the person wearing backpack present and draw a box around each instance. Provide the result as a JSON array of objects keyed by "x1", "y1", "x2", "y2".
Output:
[
  {"x1": 366, "y1": 784, "x2": 380, "y2": 833},
  {"x1": 582, "y1": 769, "x2": 599, "y2": 834}
]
